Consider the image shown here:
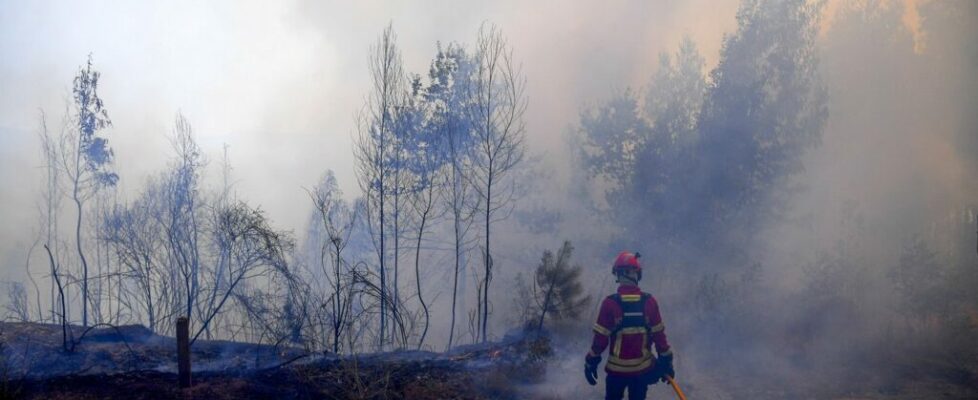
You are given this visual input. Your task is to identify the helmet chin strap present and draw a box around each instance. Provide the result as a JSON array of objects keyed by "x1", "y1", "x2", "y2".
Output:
[{"x1": 616, "y1": 272, "x2": 639, "y2": 285}]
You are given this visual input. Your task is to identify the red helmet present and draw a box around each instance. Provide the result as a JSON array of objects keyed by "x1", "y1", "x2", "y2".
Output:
[{"x1": 612, "y1": 251, "x2": 642, "y2": 274}]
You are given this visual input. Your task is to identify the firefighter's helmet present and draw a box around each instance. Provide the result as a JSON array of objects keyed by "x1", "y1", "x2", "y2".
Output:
[{"x1": 612, "y1": 251, "x2": 642, "y2": 280}]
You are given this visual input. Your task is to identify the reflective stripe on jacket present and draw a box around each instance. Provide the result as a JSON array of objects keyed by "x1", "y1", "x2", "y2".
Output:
[{"x1": 588, "y1": 285, "x2": 672, "y2": 376}]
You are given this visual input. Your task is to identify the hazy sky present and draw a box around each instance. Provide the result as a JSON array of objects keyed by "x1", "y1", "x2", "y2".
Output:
[
  {"x1": 0, "y1": 0, "x2": 743, "y2": 276},
  {"x1": 0, "y1": 0, "x2": 966, "y2": 285}
]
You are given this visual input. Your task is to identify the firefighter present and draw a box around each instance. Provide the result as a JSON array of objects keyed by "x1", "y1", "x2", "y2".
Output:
[{"x1": 584, "y1": 251, "x2": 674, "y2": 400}]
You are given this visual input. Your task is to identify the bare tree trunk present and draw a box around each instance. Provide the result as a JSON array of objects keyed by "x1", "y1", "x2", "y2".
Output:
[
  {"x1": 355, "y1": 25, "x2": 405, "y2": 351},
  {"x1": 469, "y1": 24, "x2": 526, "y2": 343},
  {"x1": 448, "y1": 200, "x2": 461, "y2": 349},
  {"x1": 393, "y1": 184, "x2": 400, "y2": 345},
  {"x1": 25, "y1": 241, "x2": 42, "y2": 322},
  {"x1": 46, "y1": 245, "x2": 70, "y2": 351},
  {"x1": 333, "y1": 240, "x2": 343, "y2": 354},
  {"x1": 74, "y1": 188, "x2": 89, "y2": 327},
  {"x1": 379, "y1": 157, "x2": 387, "y2": 350},
  {"x1": 413, "y1": 192, "x2": 432, "y2": 349},
  {"x1": 482, "y1": 175, "x2": 491, "y2": 343}
]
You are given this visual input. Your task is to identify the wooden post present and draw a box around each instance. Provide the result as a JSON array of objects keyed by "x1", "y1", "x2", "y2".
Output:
[{"x1": 177, "y1": 317, "x2": 191, "y2": 388}]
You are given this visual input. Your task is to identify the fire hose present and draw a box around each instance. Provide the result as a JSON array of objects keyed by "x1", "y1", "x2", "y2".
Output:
[{"x1": 665, "y1": 376, "x2": 688, "y2": 400}]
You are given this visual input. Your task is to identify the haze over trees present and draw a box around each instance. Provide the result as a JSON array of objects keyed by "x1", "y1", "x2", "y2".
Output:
[
  {"x1": 3, "y1": 0, "x2": 977, "y2": 397},
  {"x1": 580, "y1": 0, "x2": 827, "y2": 268},
  {"x1": 572, "y1": 0, "x2": 976, "y2": 394},
  {"x1": 9, "y1": 21, "x2": 535, "y2": 356}
]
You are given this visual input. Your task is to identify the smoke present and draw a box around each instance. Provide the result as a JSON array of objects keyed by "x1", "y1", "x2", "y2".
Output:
[
  {"x1": 0, "y1": 0, "x2": 740, "y2": 282},
  {"x1": 1, "y1": 0, "x2": 976, "y2": 397},
  {"x1": 535, "y1": 0, "x2": 978, "y2": 397},
  {"x1": 0, "y1": 0, "x2": 742, "y2": 357},
  {"x1": 764, "y1": 0, "x2": 978, "y2": 278}
]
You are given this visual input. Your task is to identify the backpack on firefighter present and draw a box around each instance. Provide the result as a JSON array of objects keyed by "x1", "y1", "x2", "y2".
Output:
[
  {"x1": 606, "y1": 292, "x2": 665, "y2": 385},
  {"x1": 585, "y1": 251, "x2": 676, "y2": 394}
]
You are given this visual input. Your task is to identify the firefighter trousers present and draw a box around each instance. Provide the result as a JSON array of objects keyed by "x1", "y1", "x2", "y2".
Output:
[{"x1": 605, "y1": 374, "x2": 648, "y2": 400}]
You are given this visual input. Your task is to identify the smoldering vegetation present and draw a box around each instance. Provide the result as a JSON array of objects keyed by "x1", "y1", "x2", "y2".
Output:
[
  {"x1": 1, "y1": 0, "x2": 977, "y2": 399},
  {"x1": 0, "y1": 321, "x2": 553, "y2": 399}
]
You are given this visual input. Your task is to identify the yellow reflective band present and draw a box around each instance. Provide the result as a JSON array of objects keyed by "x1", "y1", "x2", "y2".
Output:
[
  {"x1": 593, "y1": 323, "x2": 611, "y2": 336},
  {"x1": 613, "y1": 332, "x2": 622, "y2": 356},
  {"x1": 650, "y1": 322, "x2": 665, "y2": 333},
  {"x1": 607, "y1": 357, "x2": 653, "y2": 372},
  {"x1": 620, "y1": 294, "x2": 642, "y2": 302},
  {"x1": 618, "y1": 327, "x2": 647, "y2": 335},
  {"x1": 608, "y1": 354, "x2": 653, "y2": 367},
  {"x1": 607, "y1": 361, "x2": 653, "y2": 373}
]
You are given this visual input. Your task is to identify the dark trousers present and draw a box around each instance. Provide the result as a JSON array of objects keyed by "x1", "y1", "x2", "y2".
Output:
[{"x1": 605, "y1": 374, "x2": 648, "y2": 400}]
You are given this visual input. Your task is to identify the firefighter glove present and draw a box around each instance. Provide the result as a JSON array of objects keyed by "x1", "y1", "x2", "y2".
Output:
[
  {"x1": 585, "y1": 354, "x2": 601, "y2": 386},
  {"x1": 656, "y1": 353, "x2": 674, "y2": 383}
]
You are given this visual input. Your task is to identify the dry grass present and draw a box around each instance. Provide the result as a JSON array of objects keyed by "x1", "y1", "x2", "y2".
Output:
[{"x1": 7, "y1": 326, "x2": 557, "y2": 399}]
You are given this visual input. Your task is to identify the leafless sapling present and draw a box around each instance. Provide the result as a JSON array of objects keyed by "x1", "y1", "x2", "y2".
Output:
[
  {"x1": 192, "y1": 200, "x2": 292, "y2": 345},
  {"x1": 354, "y1": 24, "x2": 407, "y2": 350},
  {"x1": 467, "y1": 24, "x2": 527, "y2": 342}
]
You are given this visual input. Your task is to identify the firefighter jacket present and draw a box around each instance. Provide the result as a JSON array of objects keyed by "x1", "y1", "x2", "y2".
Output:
[{"x1": 588, "y1": 284, "x2": 672, "y2": 376}]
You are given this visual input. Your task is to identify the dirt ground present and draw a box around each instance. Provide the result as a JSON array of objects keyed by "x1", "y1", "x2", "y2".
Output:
[
  {"x1": 0, "y1": 321, "x2": 553, "y2": 399},
  {"x1": 2, "y1": 321, "x2": 976, "y2": 399}
]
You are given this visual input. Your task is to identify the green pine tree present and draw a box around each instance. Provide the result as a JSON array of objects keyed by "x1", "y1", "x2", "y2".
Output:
[{"x1": 532, "y1": 241, "x2": 591, "y2": 331}]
